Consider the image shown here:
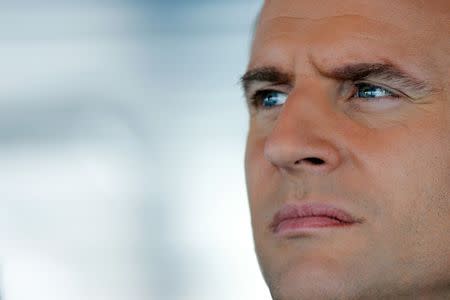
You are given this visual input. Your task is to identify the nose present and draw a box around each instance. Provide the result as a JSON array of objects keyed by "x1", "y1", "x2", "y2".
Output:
[{"x1": 264, "y1": 89, "x2": 342, "y2": 175}]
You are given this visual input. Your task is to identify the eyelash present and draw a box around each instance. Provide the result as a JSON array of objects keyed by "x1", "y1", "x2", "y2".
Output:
[
  {"x1": 352, "y1": 82, "x2": 400, "y2": 100},
  {"x1": 249, "y1": 83, "x2": 401, "y2": 109}
]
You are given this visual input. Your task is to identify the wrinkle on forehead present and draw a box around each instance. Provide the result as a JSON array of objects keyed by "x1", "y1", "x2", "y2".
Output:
[
  {"x1": 251, "y1": 14, "x2": 407, "y2": 68},
  {"x1": 252, "y1": 13, "x2": 410, "y2": 62},
  {"x1": 260, "y1": 0, "x2": 449, "y2": 34},
  {"x1": 260, "y1": 14, "x2": 400, "y2": 28},
  {"x1": 256, "y1": 14, "x2": 404, "y2": 39},
  {"x1": 251, "y1": 1, "x2": 449, "y2": 85}
]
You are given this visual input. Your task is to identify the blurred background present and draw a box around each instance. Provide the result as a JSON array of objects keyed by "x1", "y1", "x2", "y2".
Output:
[{"x1": 0, "y1": 0, "x2": 270, "y2": 299}]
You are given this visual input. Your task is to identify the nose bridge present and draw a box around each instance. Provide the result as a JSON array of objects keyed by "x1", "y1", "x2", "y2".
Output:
[
  {"x1": 264, "y1": 83, "x2": 342, "y2": 174},
  {"x1": 286, "y1": 82, "x2": 333, "y2": 125},
  {"x1": 274, "y1": 82, "x2": 336, "y2": 139}
]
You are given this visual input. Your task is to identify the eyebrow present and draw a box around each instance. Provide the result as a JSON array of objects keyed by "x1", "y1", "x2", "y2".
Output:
[
  {"x1": 240, "y1": 63, "x2": 432, "y2": 96},
  {"x1": 326, "y1": 63, "x2": 430, "y2": 92},
  {"x1": 240, "y1": 66, "x2": 293, "y2": 93}
]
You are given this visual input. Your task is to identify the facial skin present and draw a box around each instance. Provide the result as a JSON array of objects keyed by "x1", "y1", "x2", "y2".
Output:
[{"x1": 243, "y1": 1, "x2": 450, "y2": 299}]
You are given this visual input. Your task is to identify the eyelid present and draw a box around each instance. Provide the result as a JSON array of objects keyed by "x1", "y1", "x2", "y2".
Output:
[
  {"x1": 354, "y1": 80, "x2": 412, "y2": 99},
  {"x1": 247, "y1": 81, "x2": 413, "y2": 110},
  {"x1": 248, "y1": 84, "x2": 291, "y2": 105},
  {"x1": 250, "y1": 89, "x2": 288, "y2": 105},
  {"x1": 249, "y1": 83, "x2": 290, "y2": 96},
  {"x1": 251, "y1": 88, "x2": 286, "y2": 98}
]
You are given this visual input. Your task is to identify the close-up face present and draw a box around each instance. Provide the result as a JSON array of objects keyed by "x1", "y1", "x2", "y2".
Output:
[{"x1": 243, "y1": 0, "x2": 450, "y2": 299}]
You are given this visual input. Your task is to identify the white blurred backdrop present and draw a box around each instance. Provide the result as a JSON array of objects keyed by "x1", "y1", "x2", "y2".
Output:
[{"x1": 0, "y1": 0, "x2": 270, "y2": 299}]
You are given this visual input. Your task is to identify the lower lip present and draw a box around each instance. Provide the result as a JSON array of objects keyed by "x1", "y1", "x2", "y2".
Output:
[{"x1": 274, "y1": 217, "x2": 354, "y2": 236}]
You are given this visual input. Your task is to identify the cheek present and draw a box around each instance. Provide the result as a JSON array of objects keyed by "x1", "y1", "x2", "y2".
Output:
[
  {"x1": 245, "y1": 132, "x2": 279, "y2": 241},
  {"x1": 245, "y1": 133, "x2": 272, "y2": 203},
  {"x1": 403, "y1": 116, "x2": 450, "y2": 241},
  {"x1": 353, "y1": 101, "x2": 449, "y2": 205},
  {"x1": 394, "y1": 123, "x2": 450, "y2": 283},
  {"x1": 357, "y1": 105, "x2": 450, "y2": 265},
  {"x1": 383, "y1": 109, "x2": 450, "y2": 215}
]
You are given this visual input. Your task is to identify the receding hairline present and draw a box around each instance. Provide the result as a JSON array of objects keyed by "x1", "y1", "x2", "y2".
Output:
[
  {"x1": 250, "y1": 5, "x2": 263, "y2": 44},
  {"x1": 252, "y1": 0, "x2": 449, "y2": 37}
]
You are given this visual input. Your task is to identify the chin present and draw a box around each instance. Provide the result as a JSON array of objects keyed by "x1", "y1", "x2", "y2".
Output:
[{"x1": 263, "y1": 260, "x2": 365, "y2": 300}]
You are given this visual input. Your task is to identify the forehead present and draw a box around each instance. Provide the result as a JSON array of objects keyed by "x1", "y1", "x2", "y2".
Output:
[
  {"x1": 260, "y1": 0, "x2": 449, "y2": 29},
  {"x1": 250, "y1": 0, "x2": 449, "y2": 83}
]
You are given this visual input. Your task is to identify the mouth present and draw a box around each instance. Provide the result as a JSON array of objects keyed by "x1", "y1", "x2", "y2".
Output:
[{"x1": 270, "y1": 203, "x2": 363, "y2": 236}]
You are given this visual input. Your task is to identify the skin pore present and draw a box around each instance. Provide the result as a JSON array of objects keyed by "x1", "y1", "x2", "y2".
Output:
[{"x1": 243, "y1": 1, "x2": 449, "y2": 299}]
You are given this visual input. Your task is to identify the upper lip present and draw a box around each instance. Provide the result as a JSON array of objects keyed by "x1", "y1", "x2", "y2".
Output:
[{"x1": 270, "y1": 202, "x2": 362, "y2": 231}]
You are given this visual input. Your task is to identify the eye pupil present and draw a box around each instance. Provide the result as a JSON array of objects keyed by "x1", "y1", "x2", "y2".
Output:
[{"x1": 264, "y1": 95, "x2": 277, "y2": 107}]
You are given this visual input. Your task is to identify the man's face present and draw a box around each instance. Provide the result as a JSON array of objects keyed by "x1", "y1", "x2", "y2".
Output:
[{"x1": 243, "y1": 0, "x2": 450, "y2": 299}]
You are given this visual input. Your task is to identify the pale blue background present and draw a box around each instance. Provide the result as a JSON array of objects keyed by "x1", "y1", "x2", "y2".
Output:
[{"x1": 0, "y1": 1, "x2": 270, "y2": 299}]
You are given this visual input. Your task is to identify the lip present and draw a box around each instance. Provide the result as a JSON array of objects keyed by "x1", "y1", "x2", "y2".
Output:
[{"x1": 271, "y1": 203, "x2": 362, "y2": 236}]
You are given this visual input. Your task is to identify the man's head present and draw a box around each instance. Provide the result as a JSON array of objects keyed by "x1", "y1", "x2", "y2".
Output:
[{"x1": 242, "y1": 0, "x2": 449, "y2": 299}]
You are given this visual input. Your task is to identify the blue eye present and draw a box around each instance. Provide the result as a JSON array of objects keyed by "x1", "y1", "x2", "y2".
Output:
[
  {"x1": 258, "y1": 91, "x2": 288, "y2": 108},
  {"x1": 354, "y1": 83, "x2": 397, "y2": 99}
]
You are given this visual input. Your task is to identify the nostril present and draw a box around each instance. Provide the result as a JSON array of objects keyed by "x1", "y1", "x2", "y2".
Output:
[{"x1": 295, "y1": 157, "x2": 325, "y2": 165}]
